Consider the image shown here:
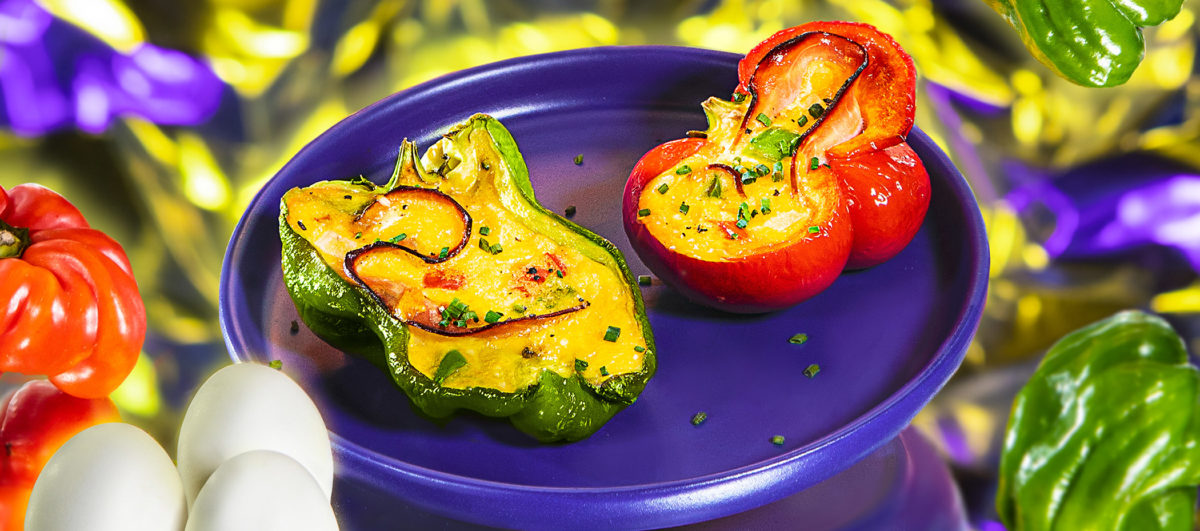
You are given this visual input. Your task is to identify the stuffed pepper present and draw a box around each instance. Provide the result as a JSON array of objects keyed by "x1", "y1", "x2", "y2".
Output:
[
  {"x1": 280, "y1": 114, "x2": 655, "y2": 442},
  {"x1": 623, "y1": 21, "x2": 930, "y2": 313}
]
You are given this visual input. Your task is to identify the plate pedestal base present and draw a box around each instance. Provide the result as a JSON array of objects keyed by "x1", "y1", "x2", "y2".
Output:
[{"x1": 332, "y1": 426, "x2": 967, "y2": 530}]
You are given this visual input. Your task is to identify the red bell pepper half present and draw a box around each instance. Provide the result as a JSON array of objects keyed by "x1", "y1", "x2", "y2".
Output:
[
  {"x1": 622, "y1": 21, "x2": 930, "y2": 312},
  {"x1": 0, "y1": 184, "x2": 146, "y2": 398}
]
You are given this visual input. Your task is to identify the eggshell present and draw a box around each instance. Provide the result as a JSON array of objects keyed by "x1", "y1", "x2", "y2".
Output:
[
  {"x1": 25, "y1": 423, "x2": 186, "y2": 531},
  {"x1": 184, "y1": 450, "x2": 339, "y2": 531},
  {"x1": 177, "y1": 362, "x2": 332, "y2": 507}
]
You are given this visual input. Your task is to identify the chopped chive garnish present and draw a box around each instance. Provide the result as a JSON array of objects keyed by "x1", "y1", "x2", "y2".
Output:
[
  {"x1": 808, "y1": 225, "x2": 820, "y2": 234},
  {"x1": 438, "y1": 247, "x2": 450, "y2": 259},
  {"x1": 556, "y1": 269, "x2": 563, "y2": 278},
  {"x1": 810, "y1": 157, "x2": 820, "y2": 171},
  {"x1": 600, "y1": 366, "x2": 609, "y2": 376},
  {"x1": 691, "y1": 411, "x2": 708, "y2": 426},
  {"x1": 740, "y1": 172, "x2": 756, "y2": 185},
  {"x1": 484, "y1": 310, "x2": 503, "y2": 324},
  {"x1": 755, "y1": 113, "x2": 772, "y2": 126},
  {"x1": 512, "y1": 304, "x2": 527, "y2": 313},
  {"x1": 706, "y1": 176, "x2": 722, "y2": 198},
  {"x1": 773, "y1": 161, "x2": 783, "y2": 173},
  {"x1": 761, "y1": 198, "x2": 771, "y2": 214},
  {"x1": 480, "y1": 226, "x2": 491, "y2": 236},
  {"x1": 755, "y1": 164, "x2": 770, "y2": 176},
  {"x1": 771, "y1": 435, "x2": 786, "y2": 446},
  {"x1": 490, "y1": 243, "x2": 503, "y2": 255},
  {"x1": 809, "y1": 103, "x2": 824, "y2": 118},
  {"x1": 638, "y1": 275, "x2": 652, "y2": 286},
  {"x1": 675, "y1": 165, "x2": 692, "y2": 175},
  {"x1": 269, "y1": 359, "x2": 282, "y2": 370},
  {"x1": 603, "y1": 326, "x2": 621, "y2": 342},
  {"x1": 656, "y1": 183, "x2": 670, "y2": 194},
  {"x1": 638, "y1": 208, "x2": 651, "y2": 217},
  {"x1": 733, "y1": 164, "x2": 747, "y2": 174},
  {"x1": 736, "y1": 218, "x2": 748, "y2": 229},
  {"x1": 732, "y1": 92, "x2": 747, "y2": 103},
  {"x1": 796, "y1": 115, "x2": 808, "y2": 128},
  {"x1": 387, "y1": 233, "x2": 407, "y2": 243},
  {"x1": 354, "y1": 231, "x2": 363, "y2": 239},
  {"x1": 479, "y1": 238, "x2": 492, "y2": 252},
  {"x1": 633, "y1": 345, "x2": 646, "y2": 353},
  {"x1": 789, "y1": 333, "x2": 809, "y2": 345},
  {"x1": 804, "y1": 364, "x2": 821, "y2": 378},
  {"x1": 575, "y1": 358, "x2": 589, "y2": 372},
  {"x1": 434, "y1": 350, "x2": 468, "y2": 384},
  {"x1": 565, "y1": 205, "x2": 577, "y2": 217},
  {"x1": 738, "y1": 202, "x2": 751, "y2": 221},
  {"x1": 726, "y1": 228, "x2": 739, "y2": 240},
  {"x1": 679, "y1": 202, "x2": 690, "y2": 215},
  {"x1": 573, "y1": 154, "x2": 584, "y2": 165}
]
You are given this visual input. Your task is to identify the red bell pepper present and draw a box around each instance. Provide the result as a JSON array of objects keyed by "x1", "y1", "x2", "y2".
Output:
[
  {"x1": 0, "y1": 380, "x2": 121, "y2": 529},
  {"x1": 0, "y1": 184, "x2": 146, "y2": 398},
  {"x1": 622, "y1": 21, "x2": 930, "y2": 312}
]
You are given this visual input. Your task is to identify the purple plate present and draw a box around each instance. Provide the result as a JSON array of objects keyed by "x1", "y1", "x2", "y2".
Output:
[{"x1": 220, "y1": 46, "x2": 988, "y2": 529}]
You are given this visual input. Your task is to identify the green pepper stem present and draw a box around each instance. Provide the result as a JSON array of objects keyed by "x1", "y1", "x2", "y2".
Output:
[{"x1": 0, "y1": 219, "x2": 30, "y2": 259}]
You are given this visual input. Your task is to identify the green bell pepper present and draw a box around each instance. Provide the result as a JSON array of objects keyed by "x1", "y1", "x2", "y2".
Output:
[
  {"x1": 278, "y1": 114, "x2": 656, "y2": 442},
  {"x1": 984, "y1": 0, "x2": 1183, "y2": 87},
  {"x1": 997, "y1": 310, "x2": 1200, "y2": 529}
]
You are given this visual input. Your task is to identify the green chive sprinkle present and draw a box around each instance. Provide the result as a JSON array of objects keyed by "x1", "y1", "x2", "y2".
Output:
[
  {"x1": 761, "y1": 198, "x2": 771, "y2": 214},
  {"x1": 490, "y1": 243, "x2": 503, "y2": 255},
  {"x1": 691, "y1": 411, "x2": 708, "y2": 426},
  {"x1": 638, "y1": 275, "x2": 652, "y2": 286},
  {"x1": 438, "y1": 247, "x2": 449, "y2": 259},
  {"x1": 706, "y1": 177, "x2": 722, "y2": 198},
  {"x1": 565, "y1": 205, "x2": 577, "y2": 218},
  {"x1": 512, "y1": 304, "x2": 527, "y2": 313},
  {"x1": 789, "y1": 333, "x2": 809, "y2": 345},
  {"x1": 804, "y1": 364, "x2": 821, "y2": 379},
  {"x1": 479, "y1": 238, "x2": 492, "y2": 252},
  {"x1": 603, "y1": 326, "x2": 621, "y2": 342},
  {"x1": 656, "y1": 183, "x2": 670, "y2": 194},
  {"x1": 810, "y1": 157, "x2": 820, "y2": 171},
  {"x1": 732, "y1": 92, "x2": 747, "y2": 103},
  {"x1": 388, "y1": 233, "x2": 407, "y2": 243},
  {"x1": 573, "y1": 154, "x2": 584, "y2": 165},
  {"x1": 755, "y1": 164, "x2": 770, "y2": 176},
  {"x1": 679, "y1": 202, "x2": 690, "y2": 215},
  {"x1": 638, "y1": 208, "x2": 651, "y2": 217},
  {"x1": 676, "y1": 165, "x2": 692, "y2": 175},
  {"x1": 773, "y1": 161, "x2": 783, "y2": 173},
  {"x1": 726, "y1": 228, "x2": 739, "y2": 240},
  {"x1": 556, "y1": 269, "x2": 563, "y2": 278},
  {"x1": 796, "y1": 115, "x2": 808, "y2": 127},
  {"x1": 480, "y1": 226, "x2": 491, "y2": 236},
  {"x1": 756, "y1": 113, "x2": 772, "y2": 126},
  {"x1": 484, "y1": 310, "x2": 503, "y2": 324},
  {"x1": 269, "y1": 359, "x2": 282, "y2": 370},
  {"x1": 600, "y1": 366, "x2": 609, "y2": 376},
  {"x1": 771, "y1": 435, "x2": 786, "y2": 446},
  {"x1": 808, "y1": 225, "x2": 820, "y2": 234},
  {"x1": 736, "y1": 218, "x2": 748, "y2": 229},
  {"x1": 740, "y1": 172, "x2": 756, "y2": 185},
  {"x1": 809, "y1": 103, "x2": 824, "y2": 118},
  {"x1": 354, "y1": 232, "x2": 363, "y2": 239},
  {"x1": 575, "y1": 358, "x2": 589, "y2": 372},
  {"x1": 434, "y1": 350, "x2": 467, "y2": 384},
  {"x1": 738, "y1": 202, "x2": 751, "y2": 221},
  {"x1": 633, "y1": 345, "x2": 646, "y2": 353}
]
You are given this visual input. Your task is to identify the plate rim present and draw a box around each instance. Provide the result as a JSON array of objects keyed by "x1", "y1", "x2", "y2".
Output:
[{"x1": 218, "y1": 45, "x2": 989, "y2": 527}]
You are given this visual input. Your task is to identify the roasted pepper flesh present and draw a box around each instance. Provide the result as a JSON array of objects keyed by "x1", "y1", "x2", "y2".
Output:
[{"x1": 281, "y1": 115, "x2": 655, "y2": 441}]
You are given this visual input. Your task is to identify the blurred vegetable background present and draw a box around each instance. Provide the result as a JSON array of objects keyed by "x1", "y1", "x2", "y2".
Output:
[{"x1": 1, "y1": 0, "x2": 1199, "y2": 527}]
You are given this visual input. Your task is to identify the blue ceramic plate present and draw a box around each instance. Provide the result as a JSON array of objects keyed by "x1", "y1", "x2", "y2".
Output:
[{"x1": 219, "y1": 47, "x2": 988, "y2": 529}]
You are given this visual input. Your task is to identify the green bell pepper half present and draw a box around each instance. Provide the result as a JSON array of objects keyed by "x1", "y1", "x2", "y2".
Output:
[
  {"x1": 278, "y1": 114, "x2": 656, "y2": 442},
  {"x1": 997, "y1": 310, "x2": 1200, "y2": 529},
  {"x1": 984, "y1": 0, "x2": 1183, "y2": 87}
]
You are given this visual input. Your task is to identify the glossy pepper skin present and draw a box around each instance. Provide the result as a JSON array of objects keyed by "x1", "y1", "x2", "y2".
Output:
[
  {"x1": 0, "y1": 184, "x2": 146, "y2": 399},
  {"x1": 280, "y1": 115, "x2": 655, "y2": 442},
  {"x1": 997, "y1": 311, "x2": 1200, "y2": 530},
  {"x1": 623, "y1": 21, "x2": 929, "y2": 313},
  {"x1": 0, "y1": 380, "x2": 121, "y2": 530},
  {"x1": 985, "y1": 0, "x2": 1184, "y2": 87}
]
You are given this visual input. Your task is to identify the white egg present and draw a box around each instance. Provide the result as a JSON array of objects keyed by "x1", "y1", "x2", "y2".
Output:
[
  {"x1": 177, "y1": 362, "x2": 332, "y2": 507},
  {"x1": 184, "y1": 450, "x2": 339, "y2": 531},
  {"x1": 25, "y1": 423, "x2": 187, "y2": 531}
]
